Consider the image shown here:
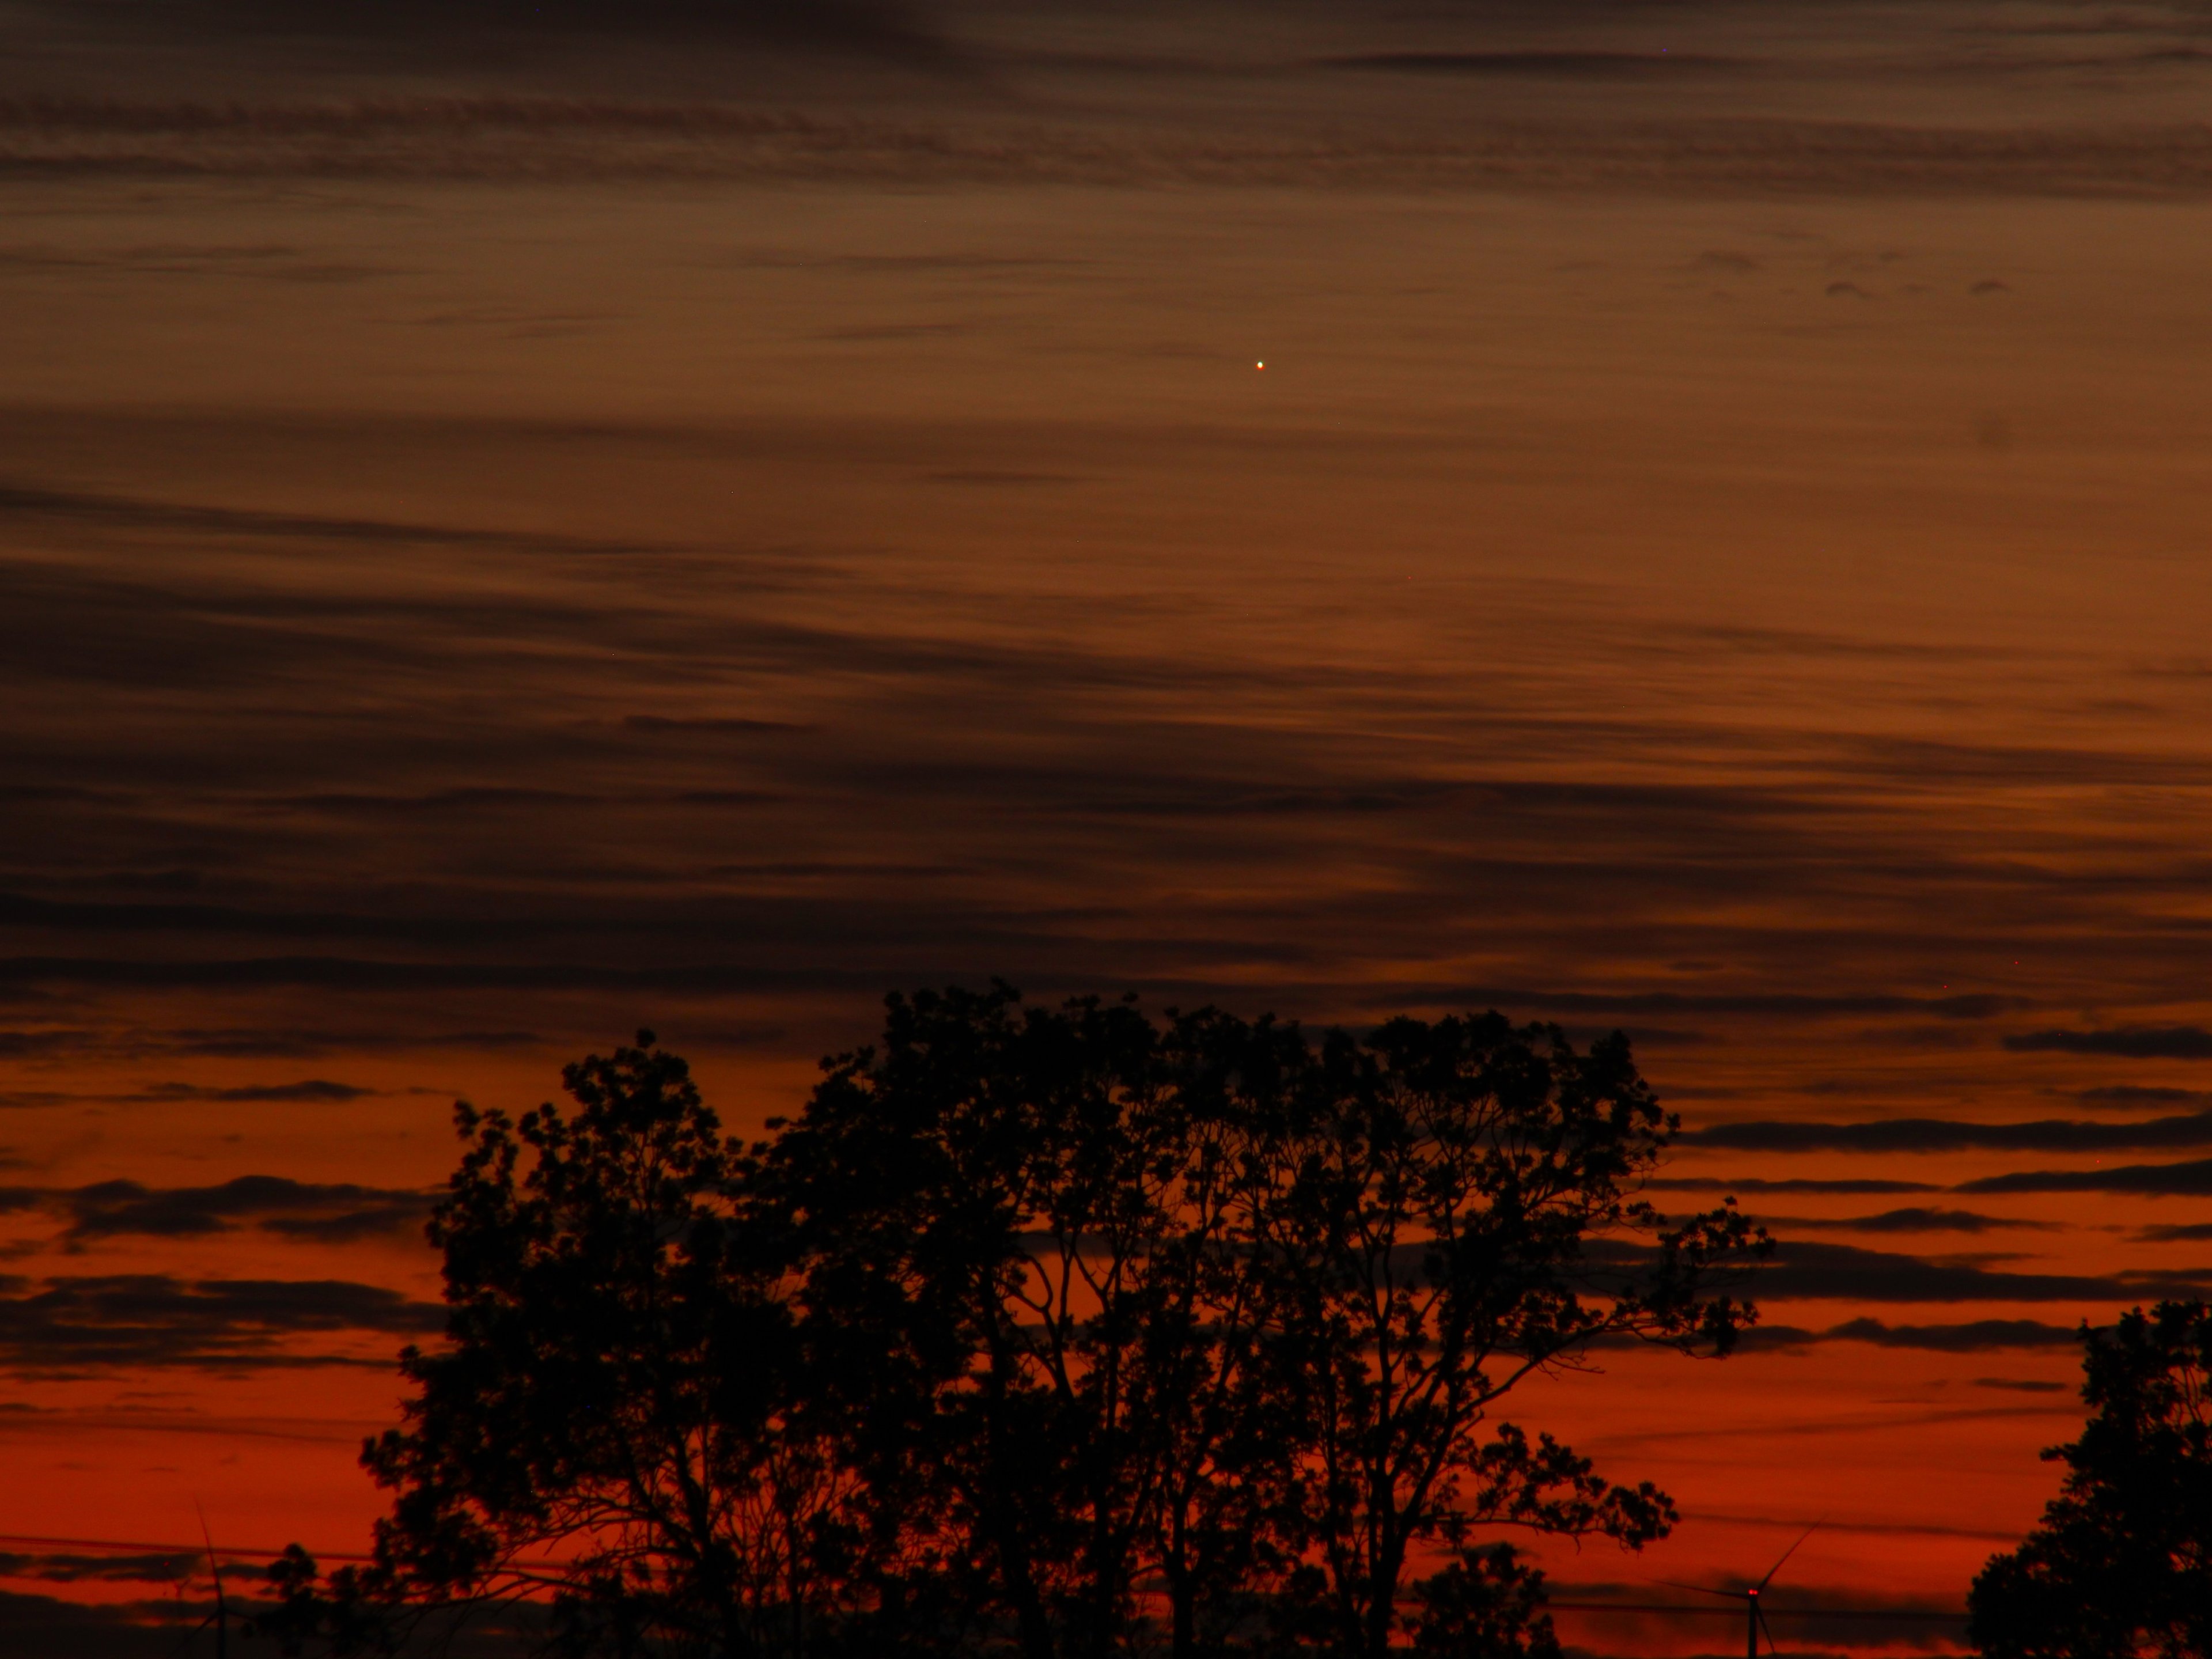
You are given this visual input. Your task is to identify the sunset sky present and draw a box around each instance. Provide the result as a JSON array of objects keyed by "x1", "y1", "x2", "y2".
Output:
[{"x1": 6, "y1": 0, "x2": 2212, "y2": 1651}]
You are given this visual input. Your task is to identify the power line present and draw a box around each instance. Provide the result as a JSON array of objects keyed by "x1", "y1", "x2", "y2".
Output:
[
  {"x1": 1547, "y1": 1603, "x2": 1969, "y2": 1621},
  {"x1": 0, "y1": 1531, "x2": 1975, "y2": 1627},
  {"x1": 0, "y1": 1532, "x2": 578, "y2": 1570},
  {"x1": 0, "y1": 1532, "x2": 377, "y2": 1563}
]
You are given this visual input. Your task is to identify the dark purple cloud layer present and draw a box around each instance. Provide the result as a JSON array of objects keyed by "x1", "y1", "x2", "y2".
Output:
[
  {"x1": 2004, "y1": 1026, "x2": 2212, "y2": 1060},
  {"x1": 1688, "y1": 1109, "x2": 2212, "y2": 1154},
  {"x1": 0, "y1": 1275, "x2": 442, "y2": 1374},
  {"x1": 1960, "y1": 1158, "x2": 2212, "y2": 1196}
]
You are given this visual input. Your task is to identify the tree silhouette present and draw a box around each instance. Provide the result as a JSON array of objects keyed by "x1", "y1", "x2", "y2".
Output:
[
  {"x1": 767, "y1": 985, "x2": 1172, "y2": 1659},
  {"x1": 259, "y1": 988, "x2": 1767, "y2": 1659},
  {"x1": 1969, "y1": 1300, "x2": 2212, "y2": 1659},
  {"x1": 261, "y1": 1035, "x2": 861, "y2": 1657},
  {"x1": 1223, "y1": 1013, "x2": 1755, "y2": 1658},
  {"x1": 1406, "y1": 1545, "x2": 1559, "y2": 1659}
]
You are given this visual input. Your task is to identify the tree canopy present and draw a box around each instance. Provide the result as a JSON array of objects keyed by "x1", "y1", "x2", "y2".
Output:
[
  {"x1": 256, "y1": 986, "x2": 1766, "y2": 1659},
  {"x1": 1969, "y1": 1300, "x2": 2212, "y2": 1659}
]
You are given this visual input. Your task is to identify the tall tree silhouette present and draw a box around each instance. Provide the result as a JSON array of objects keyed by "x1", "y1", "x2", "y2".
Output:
[
  {"x1": 271, "y1": 1035, "x2": 860, "y2": 1658},
  {"x1": 772, "y1": 992, "x2": 1762, "y2": 1659},
  {"x1": 1969, "y1": 1300, "x2": 2212, "y2": 1659},
  {"x1": 1233, "y1": 1013, "x2": 1756, "y2": 1658},
  {"x1": 261, "y1": 990, "x2": 1765, "y2": 1659},
  {"x1": 1130, "y1": 1007, "x2": 1316, "y2": 1659},
  {"x1": 768, "y1": 986, "x2": 1180, "y2": 1659}
]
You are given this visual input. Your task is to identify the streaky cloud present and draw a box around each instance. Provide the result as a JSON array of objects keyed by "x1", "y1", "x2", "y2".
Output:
[
  {"x1": 2136, "y1": 1222, "x2": 2212, "y2": 1242},
  {"x1": 1820, "y1": 1316, "x2": 2081, "y2": 1352},
  {"x1": 1702, "y1": 1317, "x2": 2081, "y2": 1353},
  {"x1": 1959, "y1": 1157, "x2": 2212, "y2": 1195},
  {"x1": 127, "y1": 1078, "x2": 370, "y2": 1103},
  {"x1": 0, "y1": 1548, "x2": 202, "y2": 1584},
  {"x1": 1319, "y1": 51, "x2": 1744, "y2": 78},
  {"x1": 24, "y1": 0, "x2": 956, "y2": 63},
  {"x1": 2005, "y1": 1025, "x2": 2212, "y2": 1059},
  {"x1": 1749, "y1": 1207, "x2": 2055, "y2": 1234},
  {"x1": 1686, "y1": 1108, "x2": 2212, "y2": 1154},
  {"x1": 7, "y1": 98, "x2": 2212, "y2": 199},
  {"x1": 1752, "y1": 1240, "x2": 2209, "y2": 1303},
  {"x1": 1649, "y1": 1176, "x2": 1941, "y2": 1194},
  {"x1": 50, "y1": 1176, "x2": 432, "y2": 1243},
  {"x1": 2071, "y1": 1084, "x2": 2212, "y2": 1109},
  {"x1": 0, "y1": 1274, "x2": 442, "y2": 1373}
]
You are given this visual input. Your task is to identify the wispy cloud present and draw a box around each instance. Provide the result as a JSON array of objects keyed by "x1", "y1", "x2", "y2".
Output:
[
  {"x1": 2004, "y1": 1025, "x2": 2212, "y2": 1059},
  {"x1": 1650, "y1": 1177, "x2": 1943, "y2": 1195},
  {"x1": 1317, "y1": 51, "x2": 1746, "y2": 79},
  {"x1": 17, "y1": 0, "x2": 957, "y2": 64},
  {"x1": 5, "y1": 98, "x2": 2212, "y2": 198},
  {"x1": 122, "y1": 1080, "x2": 370, "y2": 1103},
  {"x1": 1748, "y1": 1207, "x2": 2055, "y2": 1235},
  {"x1": 1687, "y1": 1109, "x2": 2212, "y2": 1154},
  {"x1": 1960, "y1": 1157, "x2": 2212, "y2": 1195},
  {"x1": 39, "y1": 1176, "x2": 431, "y2": 1245},
  {"x1": 1752, "y1": 1240, "x2": 2209, "y2": 1303},
  {"x1": 2070, "y1": 1085, "x2": 2212, "y2": 1110},
  {"x1": 0, "y1": 1548, "x2": 203, "y2": 1585},
  {"x1": 1733, "y1": 1316, "x2": 2081, "y2": 1353},
  {"x1": 2135, "y1": 1222, "x2": 2212, "y2": 1242},
  {"x1": 0, "y1": 1275, "x2": 441, "y2": 1374},
  {"x1": 1818, "y1": 1316, "x2": 2082, "y2": 1353}
]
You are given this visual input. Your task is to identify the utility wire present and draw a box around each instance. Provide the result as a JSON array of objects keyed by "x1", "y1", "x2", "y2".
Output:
[
  {"x1": 0, "y1": 1532, "x2": 1972, "y2": 1623},
  {"x1": 0, "y1": 1532, "x2": 377, "y2": 1562},
  {"x1": 1547, "y1": 1602, "x2": 1968, "y2": 1620}
]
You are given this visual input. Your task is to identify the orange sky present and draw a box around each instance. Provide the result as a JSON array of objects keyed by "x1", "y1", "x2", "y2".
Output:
[{"x1": 6, "y1": 0, "x2": 2212, "y2": 1651}]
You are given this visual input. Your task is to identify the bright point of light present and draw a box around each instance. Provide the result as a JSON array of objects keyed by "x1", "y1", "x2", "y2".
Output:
[{"x1": 1256, "y1": 361, "x2": 1265, "y2": 370}]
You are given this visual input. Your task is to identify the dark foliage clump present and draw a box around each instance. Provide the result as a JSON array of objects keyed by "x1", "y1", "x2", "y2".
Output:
[
  {"x1": 1969, "y1": 1300, "x2": 2212, "y2": 1659},
  {"x1": 252, "y1": 986, "x2": 1767, "y2": 1659}
]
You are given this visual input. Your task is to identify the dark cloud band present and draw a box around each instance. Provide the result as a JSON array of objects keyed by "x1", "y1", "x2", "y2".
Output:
[
  {"x1": 1748, "y1": 1207, "x2": 2053, "y2": 1235},
  {"x1": 1739, "y1": 1317, "x2": 2080, "y2": 1353},
  {"x1": 1959, "y1": 1157, "x2": 2212, "y2": 1195},
  {"x1": 0, "y1": 1274, "x2": 442, "y2": 1374},
  {"x1": 1751, "y1": 1240, "x2": 2210, "y2": 1304},
  {"x1": 0, "y1": 1176, "x2": 433, "y2": 1244},
  {"x1": 1687, "y1": 1109, "x2": 2212, "y2": 1154},
  {"x1": 2003, "y1": 1025, "x2": 2212, "y2": 1059}
]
